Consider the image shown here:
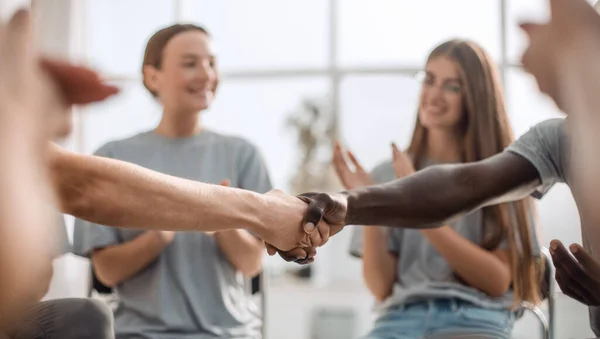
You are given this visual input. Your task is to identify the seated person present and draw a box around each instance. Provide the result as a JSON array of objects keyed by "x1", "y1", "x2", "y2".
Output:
[
  {"x1": 74, "y1": 24, "x2": 269, "y2": 339},
  {"x1": 340, "y1": 40, "x2": 542, "y2": 339}
]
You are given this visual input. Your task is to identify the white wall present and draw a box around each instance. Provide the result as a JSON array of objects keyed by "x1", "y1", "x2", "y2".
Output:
[{"x1": 0, "y1": 0, "x2": 28, "y2": 21}]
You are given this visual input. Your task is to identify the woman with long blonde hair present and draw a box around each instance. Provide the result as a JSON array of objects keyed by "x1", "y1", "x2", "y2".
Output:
[{"x1": 335, "y1": 39, "x2": 542, "y2": 338}]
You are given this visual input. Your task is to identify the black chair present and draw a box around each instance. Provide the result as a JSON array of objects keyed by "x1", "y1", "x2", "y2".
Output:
[{"x1": 91, "y1": 266, "x2": 113, "y2": 295}]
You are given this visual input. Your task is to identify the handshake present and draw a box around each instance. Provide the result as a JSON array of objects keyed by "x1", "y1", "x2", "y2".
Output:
[{"x1": 254, "y1": 190, "x2": 350, "y2": 265}]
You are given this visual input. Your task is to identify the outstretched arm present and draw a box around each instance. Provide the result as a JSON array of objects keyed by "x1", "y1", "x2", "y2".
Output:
[
  {"x1": 48, "y1": 144, "x2": 267, "y2": 232},
  {"x1": 298, "y1": 151, "x2": 541, "y2": 233},
  {"x1": 47, "y1": 144, "x2": 324, "y2": 252},
  {"x1": 344, "y1": 152, "x2": 540, "y2": 228}
]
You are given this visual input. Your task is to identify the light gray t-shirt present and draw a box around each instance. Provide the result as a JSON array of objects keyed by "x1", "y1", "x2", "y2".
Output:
[
  {"x1": 505, "y1": 118, "x2": 570, "y2": 197},
  {"x1": 73, "y1": 130, "x2": 272, "y2": 339},
  {"x1": 348, "y1": 158, "x2": 540, "y2": 311}
]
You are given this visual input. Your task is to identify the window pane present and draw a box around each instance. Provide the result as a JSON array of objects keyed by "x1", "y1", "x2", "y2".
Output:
[
  {"x1": 340, "y1": 75, "x2": 420, "y2": 171},
  {"x1": 181, "y1": 0, "x2": 329, "y2": 71},
  {"x1": 80, "y1": 81, "x2": 162, "y2": 154},
  {"x1": 504, "y1": 67, "x2": 564, "y2": 137},
  {"x1": 85, "y1": 0, "x2": 176, "y2": 75},
  {"x1": 338, "y1": 0, "x2": 501, "y2": 68},
  {"x1": 203, "y1": 78, "x2": 330, "y2": 193}
]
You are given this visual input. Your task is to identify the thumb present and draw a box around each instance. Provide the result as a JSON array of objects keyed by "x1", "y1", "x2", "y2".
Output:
[
  {"x1": 265, "y1": 243, "x2": 277, "y2": 256},
  {"x1": 304, "y1": 221, "x2": 317, "y2": 234},
  {"x1": 220, "y1": 179, "x2": 231, "y2": 187},
  {"x1": 391, "y1": 142, "x2": 402, "y2": 159},
  {"x1": 570, "y1": 243, "x2": 600, "y2": 276}
]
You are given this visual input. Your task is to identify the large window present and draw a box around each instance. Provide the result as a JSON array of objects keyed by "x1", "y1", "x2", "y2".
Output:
[{"x1": 76, "y1": 0, "x2": 576, "y2": 284}]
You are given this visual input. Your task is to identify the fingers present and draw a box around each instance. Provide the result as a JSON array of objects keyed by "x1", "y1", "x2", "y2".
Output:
[
  {"x1": 391, "y1": 142, "x2": 402, "y2": 160},
  {"x1": 551, "y1": 239, "x2": 600, "y2": 296},
  {"x1": 569, "y1": 243, "x2": 596, "y2": 270},
  {"x1": 315, "y1": 220, "x2": 330, "y2": 245},
  {"x1": 299, "y1": 194, "x2": 329, "y2": 235},
  {"x1": 550, "y1": 239, "x2": 581, "y2": 276},
  {"x1": 265, "y1": 243, "x2": 277, "y2": 256},
  {"x1": 268, "y1": 246, "x2": 315, "y2": 264},
  {"x1": 346, "y1": 150, "x2": 365, "y2": 173},
  {"x1": 332, "y1": 142, "x2": 351, "y2": 186},
  {"x1": 555, "y1": 270, "x2": 588, "y2": 304},
  {"x1": 280, "y1": 248, "x2": 310, "y2": 262},
  {"x1": 38, "y1": 59, "x2": 120, "y2": 105}
]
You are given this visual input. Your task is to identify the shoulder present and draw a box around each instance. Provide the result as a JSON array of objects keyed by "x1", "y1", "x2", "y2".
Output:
[
  {"x1": 93, "y1": 131, "x2": 153, "y2": 157},
  {"x1": 516, "y1": 118, "x2": 566, "y2": 145},
  {"x1": 205, "y1": 130, "x2": 259, "y2": 151}
]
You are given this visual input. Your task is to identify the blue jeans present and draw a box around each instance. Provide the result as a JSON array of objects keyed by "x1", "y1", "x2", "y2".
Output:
[{"x1": 362, "y1": 299, "x2": 515, "y2": 339}]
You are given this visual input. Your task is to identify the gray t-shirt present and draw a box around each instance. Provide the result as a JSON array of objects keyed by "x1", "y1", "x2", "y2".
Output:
[
  {"x1": 505, "y1": 118, "x2": 570, "y2": 197},
  {"x1": 72, "y1": 130, "x2": 272, "y2": 339},
  {"x1": 348, "y1": 158, "x2": 540, "y2": 311}
]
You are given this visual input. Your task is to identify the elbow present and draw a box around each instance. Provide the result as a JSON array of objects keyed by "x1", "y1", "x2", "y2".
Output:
[
  {"x1": 363, "y1": 271, "x2": 394, "y2": 302},
  {"x1": 93, "y1": 267, "x2": 119, "y2": 288},
  {"x1": 484, "y1": 277, "x2": 511, "y2": 298},
  {"x1": 238, "y1": 257, "x2": 264, "y2": 278},
  {"x1": 371, "y1": 288, "x2": 393, "y2": 302},
  {"x1": 91, "y1": 255, "x2": 120, "y2": 288},
  {"x1": 240, "y1": 266, "x2": 263, "y2": 279}
]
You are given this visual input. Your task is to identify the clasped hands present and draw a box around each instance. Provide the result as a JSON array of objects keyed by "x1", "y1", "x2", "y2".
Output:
[{"x1": 260, "y1": 190, "x2": 348, "y2": 264}]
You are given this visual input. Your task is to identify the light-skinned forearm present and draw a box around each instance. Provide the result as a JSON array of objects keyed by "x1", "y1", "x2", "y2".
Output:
[
  {"x1": 362, "y1": 226, "x2": 398, "y2": 301},
  {"x1": 92, "y1": 231, "x2": 170, "y2": 287},
  {"x1": 344, "y1": 154, "x2": 541, "y2": 229},
  {"x1": 214, "y1": 230, "x2": 264, "y2": 277},
  {"x1": 421, "y1": 226, "x2": 511, "y2": 297},
  {"x1": 47, "y1": 144, "x2": 268, "y2": 235}
]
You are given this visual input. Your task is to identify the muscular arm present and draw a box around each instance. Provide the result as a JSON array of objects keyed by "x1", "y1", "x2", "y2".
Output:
[
  {"x1": 345, "y1": 152, "x2": 541, "y2": 228},
  {"x1": 47, "y1": 144, "x2": 268, "y2": 234}
]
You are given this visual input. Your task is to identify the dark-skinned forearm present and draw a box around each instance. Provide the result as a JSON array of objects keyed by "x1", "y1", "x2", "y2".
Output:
[{"x1": 344, "y1": 154, "x2": 541, "y2": 229}]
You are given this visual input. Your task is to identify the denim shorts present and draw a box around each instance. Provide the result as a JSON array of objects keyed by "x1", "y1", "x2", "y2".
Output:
[{"x1": 361, "y1": 298, "x2": 515, "y2": 339}]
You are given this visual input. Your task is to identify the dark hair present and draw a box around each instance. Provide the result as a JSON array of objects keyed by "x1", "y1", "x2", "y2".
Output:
[
  {"x1": 407, "y1": 39, "x2": 542, "y2": 305},
  {"x1": 141, "y1": 24, "x2": 210, "y2": 97}
]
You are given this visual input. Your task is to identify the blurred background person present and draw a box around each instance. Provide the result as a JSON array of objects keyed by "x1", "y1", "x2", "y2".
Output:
[
  {"x1": 338, "y1": 40, "x2": 542, "y2": 338},
  {"x1": 27, "y1": 0, "x2": 595, "y2": 337},
  {"x1": 73, "y1": 24, "x2": 270, "y2": 339}
]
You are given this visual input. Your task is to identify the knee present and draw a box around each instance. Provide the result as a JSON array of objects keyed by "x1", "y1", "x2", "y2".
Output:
[{"x1": 70, "y1": 299, "x2": 114, "y2": 338}]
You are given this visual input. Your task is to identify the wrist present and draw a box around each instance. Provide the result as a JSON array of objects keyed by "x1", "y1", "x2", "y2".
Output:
[
  {"x1": 241, "y1": 191, "x2": 270, "y2": 239},
  {"x1": 342, "y1": 190, "x2": 356, "y2": 225}
]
